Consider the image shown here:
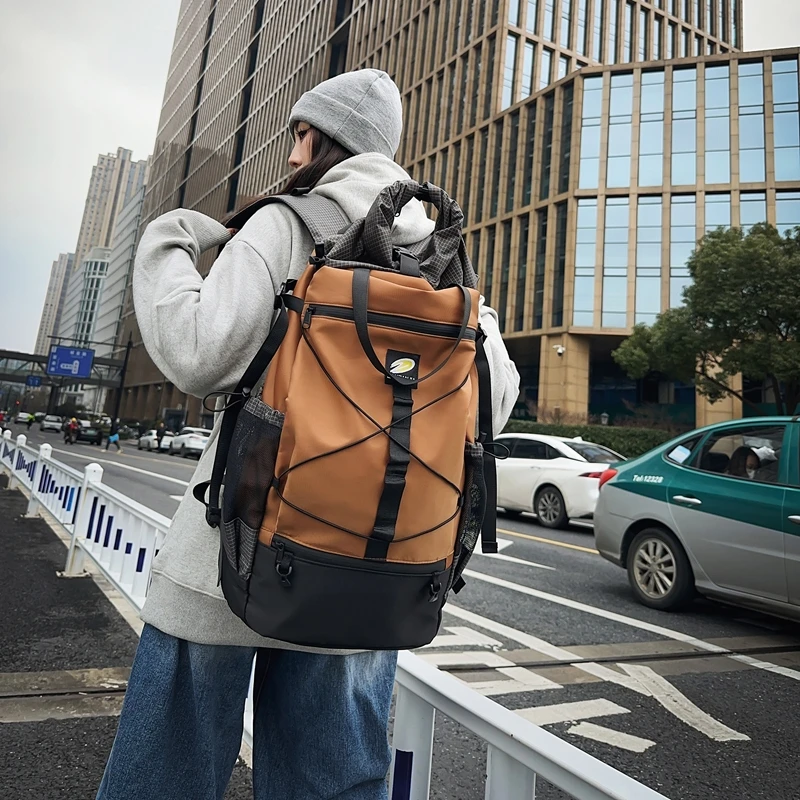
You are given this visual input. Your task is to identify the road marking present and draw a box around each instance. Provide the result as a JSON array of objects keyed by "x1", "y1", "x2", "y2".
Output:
[
  {"x1": 497, "y1": 528, "x2": 599, "y2": 555},
  {"x1": 49, "y1": 448, "x2": 190, "y2": 488},
  {"x1": 517, "y1": 698, "x2": 629, "y2": 726},
  {"x1": 461, "y1": 568, "x2": 800, "y2": 685},
  {"x1": 475, "y1": 550, "x2": 557, "y2": 571},
  {"x1": 170, "y1": 495, "x2": 185, "y2": 502},
  {"x1": 496, "y1": 539, "x2": 514, "y2": 552},
  {"x1": 421, "y1": 627, "x2": 502, "y2": 649},
  {"x1": 620, "y1": 664, "x2": 750, "y2": 742},
  {"x1": 422, "y1": 651, "x2": 518, "y2": 668},
  {"x1": 567, "y1": 722, "x2": 656, "y2": 753}
]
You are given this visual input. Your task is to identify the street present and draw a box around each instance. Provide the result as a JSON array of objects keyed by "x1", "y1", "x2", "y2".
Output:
[{"x1": 17, "y1": 426, "x2": 800, "y2": 799}]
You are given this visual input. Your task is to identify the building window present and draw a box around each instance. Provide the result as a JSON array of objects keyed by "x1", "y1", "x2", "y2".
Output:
[
  {"x1": 507, "y1": 112, "x2": 521, "y2": 212},
  {"x1": 510, "y1": 0, "x2": 521, "y2": 25},
  {"x1": 471, "y1": 44, "x2": 482, "y2": 127},
  {"x1": 577, "y1": 0, "x2": 590, "y2": 56},
  {"x1": 732, "y1": 0, "x2": 739, "y2": 47},
  {"x1": 593, "y1": 0, "x2": 605, "y2": 61},
  {"x1": 516, "y1": 214, "x2": 530, "y2": 331},
  {"x1": 695, "y1": 34, "x2": 703, "y2": 55},
  {"x1": 521, "y1": 40, "x2": 536, "y2": 99},
  {"x1": 706, "y1": 0, "x2": 714, "y2": 36},
  {"x1": 483, "y1": 226, "x2": 497, "y2": 305},
  {"x1": 503, "y1": 34, "x2": 519, "y2": 109},
  {"x1": 527, "y1": 0, "x2": 540, "y2": 34},
  {"x1": 499, "y1": 221, "x2": 513, "y2": 332},
  {"x1": 739, "y1": 62, "x2": 766, "y2": 183},
  {"x1": 561, "y1": 0, "x2": 572, "y2": 47},
  {"x1": 559, "y1": 84, "x2": 574, "y2": 194},
  {"x1": 490, "y1": 121, "x2": 503, "y2": 218},
  {"x1": 579, "y1": 76, "x2": 603, "y2": 188},
  {"x1": 471, "y1": 231, "x2": 482, "y2": 288},
  {"x1": 476, "y1": 128, "x2": 489, "y2": 223},
  {"x1": 522, "y1": 102, "x2": 537, "y2": 205},
  {"x1": 640, "y1": 70, "x2": 665, "y2": 186},
  {"x1": 773, "y1": 59, "x2": 800, "y2": 182},
  {"x1": 694, "y1": 0, "x2": 701, "y2": 26},
  {"x1": 667, "y1": 22, "x2": 675, "y2": 59},
  {"x1": 670, "y1": 195, "x2": 696, "y2": 307},
  {"x1": 624, "y1": 1, "x2": 635, "y2": 62},
  {"x1": 544, "y1": 0, "x2": 555, "y2": 39},
  {"x1": 671, "y1": 68, "x2": 697, "y2": 185},
  {"x1": 462, "y1": 135, "x2": 474, "y2": 224},
  {"x1": 636, "y1": 196, "x2": 663, "y2": 325},
  {"x1": 654, "y1": 16, "x2": 663, "y2": 59},
  {"x1": 558, "y1": 55, "x2": 570, "y2": 79},
  {"x1": 705, "y1": 193, "x2": 731, "y2": 232},
  {"x1": 574, "y1": 199, "x2": 597, "y2": 326},
  {"x1": 776, "y1": 192, "x2": 800, "y2": 236},
  {"x1": 541, "y1": 48, "x2": 553, "y2": 89},
  {"x1": 740, "y1": 192, "x2": 767, "y2": 233},
  {"x1": 609, "y1": 0, "x2": 620, "y2": 63},
  {"x1": 705, "y1": 64, "x2": 731, "y2": 184},
  {"x1": 540, "y1": 94, "x2": 556, "y2": 199},
  {"x1": 533, "y1": 210, "x2": 548, "y2": 328},
  {"x1": 603, "y1": 198, "x2": 629, "y2": 328},
  {"x1": 639, "y1": 8, "x2": 649, "y2": 61},
  {"x1": 552, "y1": 203, "x2": 568, "y2": 327},
  {"x1": 682, "y1": 28, "x2": 690, "y2": 57},
  {"x1": 484, "y1": 36, "x2": 496, "y2": 120},
  {"x1": 607, "y1": 73, "x2": 634, "y2": 188}
]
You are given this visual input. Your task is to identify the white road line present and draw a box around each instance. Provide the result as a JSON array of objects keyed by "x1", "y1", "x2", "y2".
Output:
[
  {"x1": 49, "y1": 448, "x2": 191, "y2": 488},
  {"x1": 422, "y1": 651, "x2": 517, "y2": 668},
  {"x1": 475, "y1": 551, "x2": 557, "y2": 571},
  {"x1": 461, "y1": 568, "x2": 800, "y2": 683},
  {"x1": 566, "y1": 722, "x2": 656, "y2": 753},
  {"x1": 517, "y1": 699, "x2": 629, "y2": 726},
  {"x1": 443, "y1": 605, "x2": 651, "y2": 695},
  {"x1": 620, "y1": 664, "x2": 750, "y2": 742},
  {"x1": 170, "y1": 495, "x2": 185, "y2": 502},
  {"x1": 496, "y1": 539, "x2": 514, "y2": 552},
  {"x1": 470, "y1": 667, "x2": 562, "y2": 696},
  {"x1": 421, "y1": 626, "x2": 502, "y2": 649}
]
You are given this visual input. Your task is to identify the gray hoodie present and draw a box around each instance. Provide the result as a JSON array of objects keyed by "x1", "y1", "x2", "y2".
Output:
[{"x1": 133, "y1": 153, "x2": 520, "y2": 649}]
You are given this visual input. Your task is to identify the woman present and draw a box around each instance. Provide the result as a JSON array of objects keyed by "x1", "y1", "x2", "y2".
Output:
[
  {"x1": 97, "y1": 69, "x2": 520, "y2": 800},
  {"x1": 727, "y1": 446, "x2": 760, "y2": 479}
]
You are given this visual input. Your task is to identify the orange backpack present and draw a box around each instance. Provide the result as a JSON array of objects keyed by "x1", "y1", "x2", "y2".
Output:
[{"x1": 195, "y1": 181, "x2": 498, "y2": 649}]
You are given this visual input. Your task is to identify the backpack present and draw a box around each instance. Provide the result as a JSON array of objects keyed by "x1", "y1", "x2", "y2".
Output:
[{"x1": 194, "y1": 180, "x2": 498, "y2": 650}]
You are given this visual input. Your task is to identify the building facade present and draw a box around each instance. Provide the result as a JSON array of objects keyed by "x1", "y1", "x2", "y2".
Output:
[
  {"x1": 121, "y1": 0, "x2": 800, "y2": 427},
  {"x1": 71, "y1": 148, "x2": 148, "y2": 285},
  {"x1": 34, "y1": 252, "x2": 74, "y2": 355}
]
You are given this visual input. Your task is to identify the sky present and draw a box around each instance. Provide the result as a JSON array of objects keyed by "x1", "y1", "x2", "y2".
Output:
[{"x1": 0, "y1": 0, "x2": 799, "y2": 354}]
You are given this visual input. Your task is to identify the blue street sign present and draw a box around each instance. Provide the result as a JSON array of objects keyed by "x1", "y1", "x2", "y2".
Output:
[
  {"x1": 46, "y1": 346, "x2": 95, "y2": 379},
  {"x1": 26, "y1": 376, "x2": 42, "y2": 387}
]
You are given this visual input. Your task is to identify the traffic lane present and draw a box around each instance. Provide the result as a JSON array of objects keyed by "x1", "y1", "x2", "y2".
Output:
[
  {"x1": 497, "y1": 509, "x2": 597, "y2": 548},
  {"x1": 482, "y1": 518, "x2": 800, "y2": 645}
]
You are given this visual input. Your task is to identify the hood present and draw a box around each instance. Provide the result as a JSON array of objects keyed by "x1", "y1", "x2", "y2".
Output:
[{"x1": 311, "y1": 153, "x2": 435, "y2": 246}]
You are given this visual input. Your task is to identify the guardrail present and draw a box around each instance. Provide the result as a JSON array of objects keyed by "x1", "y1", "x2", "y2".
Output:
[{"x1": 1, "y1": 429, "x2": 669, "y2": 800}]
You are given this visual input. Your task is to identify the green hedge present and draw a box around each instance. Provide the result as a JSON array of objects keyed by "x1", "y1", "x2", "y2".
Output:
[{"x1": 501, "y1": 421, "x2": 676, "y2": 459}]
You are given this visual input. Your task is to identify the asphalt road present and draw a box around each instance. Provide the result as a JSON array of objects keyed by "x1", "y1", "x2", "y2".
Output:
[{"x1": 14, "y1": 424, "x2": 800, "y2": 799}]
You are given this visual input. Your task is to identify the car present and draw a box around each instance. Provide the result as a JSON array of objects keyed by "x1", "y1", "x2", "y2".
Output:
[
  {"x1": 169, "y1": 427, "x2": 212, "y2": 459},
  {"x1": 39, "y1": 415, "x2": 63, "y2": 433},
  {"x1": 137, "y1": 429, "x2": 174, "y2": 452},
  {"x1": 495, "y1": 433, "x2": 624, "y2": 529},
  {"x1": 75, "y1": 419, "x2": 103, "y2": 445},
  {"x1": 594, "y1": 416, "x2": 800, "y2": 621},
  {"x1": 14, "y1": 412, "x2": 30, "y2": 424}
]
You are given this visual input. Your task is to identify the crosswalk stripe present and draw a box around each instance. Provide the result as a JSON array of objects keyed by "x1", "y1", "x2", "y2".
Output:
[{"x1": 566, "y1": 722, "x2": 656, "y2": 753}]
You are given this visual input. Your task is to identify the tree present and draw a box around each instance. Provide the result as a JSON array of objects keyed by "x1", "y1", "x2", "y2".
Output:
[{"x1": 614, "y1": 223, "x2": 800, "y2": 416}]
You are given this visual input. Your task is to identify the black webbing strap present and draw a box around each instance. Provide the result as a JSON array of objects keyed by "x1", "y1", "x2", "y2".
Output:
[
  {"x1": 364, "y1": 383, "x2": 414, "y2": 560},
  {"x1": 475, "y1": 332, "x2": 498, "y2": 555},
  {"x1": 195, "y1": 297, "x2": 290, "y2": 527}
]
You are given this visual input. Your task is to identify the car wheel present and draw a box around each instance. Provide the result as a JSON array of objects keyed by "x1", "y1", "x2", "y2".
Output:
[
  {"x1": 627, "y1": 528, "x2": 695, "y2": 611},
  {"x1": 137, "y1": 442, "x2": 142, "y2": 450},
  {"x1": 534, "y1": 486, "x2": 568, "y2": 529}
]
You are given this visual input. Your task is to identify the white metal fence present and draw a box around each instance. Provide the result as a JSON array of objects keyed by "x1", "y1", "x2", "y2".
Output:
[{"x1": 1, "y1": 429, "x2": 669, "y2": 800}]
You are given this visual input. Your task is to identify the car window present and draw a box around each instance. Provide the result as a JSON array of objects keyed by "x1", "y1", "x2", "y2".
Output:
[
  {"x1": 665, "y1": 434, "x2": 703, "y2": 466},
  {"x1": 697, "y1": 425, "x2": 786, "y2": 484},
  {"x1": 565, "y1": 441, "x2": 622, "y2": 462},
  {"x1": 512, "y1": 440, "x2": 552, "y2": 460}
]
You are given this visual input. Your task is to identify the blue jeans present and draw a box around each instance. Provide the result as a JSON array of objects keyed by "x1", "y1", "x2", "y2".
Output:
[{"x1": 97, "y1": 625, "x2": 398, "y2": 800}]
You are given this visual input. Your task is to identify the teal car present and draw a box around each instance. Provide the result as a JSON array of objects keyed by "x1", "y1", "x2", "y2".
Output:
[{"x1": 594, "y1": 417, "x2": 800, "y2": 619}]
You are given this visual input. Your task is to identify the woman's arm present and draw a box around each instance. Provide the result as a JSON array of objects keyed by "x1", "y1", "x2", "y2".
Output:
[
  {"x1": 133, "y1": 209, "x2": 289, "y2": 398},
  {"x1": 478, "y1": 299, "x2": 521, "y2": 436}
]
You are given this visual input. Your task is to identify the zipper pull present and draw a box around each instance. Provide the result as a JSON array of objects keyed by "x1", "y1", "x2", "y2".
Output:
[{"x1": 302, "y1": 306, "x2": 315, "y2": 329}]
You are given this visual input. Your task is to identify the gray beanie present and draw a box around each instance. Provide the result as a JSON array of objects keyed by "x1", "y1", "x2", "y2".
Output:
[{"x1": 288, "y1": 69, "x2": 403, "y2": 159}]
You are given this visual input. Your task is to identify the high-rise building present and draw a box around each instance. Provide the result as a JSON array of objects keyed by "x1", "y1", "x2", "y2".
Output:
[
  {"x1": 121, "y1": 0, "x2": 800, "y2": 426},
  {"x1": 34, "y1": 252, "x2": 74, "y2": 355},
  {"x1": 71, "y1": 147, "x2": 148, "y2": 282}
]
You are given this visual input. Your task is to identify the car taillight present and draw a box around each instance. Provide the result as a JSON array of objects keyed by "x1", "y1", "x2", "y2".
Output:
[
  {"x1": 597, "y1": 468, "x2": 618, "y2": 489},
  {"x1": 580, "y1": 471, "x2": 605, "y2": 479}
]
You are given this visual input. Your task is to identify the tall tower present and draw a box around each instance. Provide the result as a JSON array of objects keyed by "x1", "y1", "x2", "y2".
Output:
[{"x1": 34, "y1": 252, "x2": 74, "y2": 354}]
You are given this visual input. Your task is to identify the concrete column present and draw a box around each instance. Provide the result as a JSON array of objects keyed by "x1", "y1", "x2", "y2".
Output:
[
  {"x1": 537, "y1": 334, "x2": 591, "y2": 420},
  {"x1": 695, "y1": 373, "x2": 743, "y2": 427}
]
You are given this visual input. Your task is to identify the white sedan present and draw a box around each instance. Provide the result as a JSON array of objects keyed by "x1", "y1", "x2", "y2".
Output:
[
  {"x1": 137, "y1": 429, "x2": 174, "y2": 452},
  {"x1": 169, "y1": 427, "x2": 212, "y2": 459},
  {"x1": 495, "y1": 433, "x2": 623, "y2": 529}
]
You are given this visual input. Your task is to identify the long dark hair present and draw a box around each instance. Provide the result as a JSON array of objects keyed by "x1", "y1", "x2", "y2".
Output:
[{"x1": 224, "y1": 126, "x2": 353, "y2": 229}]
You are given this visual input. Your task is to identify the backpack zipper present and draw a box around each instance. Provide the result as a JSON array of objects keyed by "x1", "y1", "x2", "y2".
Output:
[{"x1": 306, "y1": 304, "x2": 476, "y2": 341}]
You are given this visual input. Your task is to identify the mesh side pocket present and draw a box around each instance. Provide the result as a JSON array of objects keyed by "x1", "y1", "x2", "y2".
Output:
[
  {"x1": 447, "y1": 442, "x2": 487, "y2": 594},
  {"x1": 221, "y1": 397, "x2": 284, "y2": 579}
]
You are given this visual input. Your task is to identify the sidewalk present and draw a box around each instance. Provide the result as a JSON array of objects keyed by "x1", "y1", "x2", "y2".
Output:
[{"x1": 0, "y1": 478, "x2": 253, "y2": 799}]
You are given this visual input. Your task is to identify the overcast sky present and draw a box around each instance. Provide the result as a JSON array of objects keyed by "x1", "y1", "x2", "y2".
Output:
[{"x1": 0, "y1": 0, "x2": 799, "y2": 353}]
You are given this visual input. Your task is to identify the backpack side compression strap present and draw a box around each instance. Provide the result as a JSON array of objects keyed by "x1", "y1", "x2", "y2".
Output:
[{"x1": 475, "y1": 332, "x2": 498, "y2": 555}]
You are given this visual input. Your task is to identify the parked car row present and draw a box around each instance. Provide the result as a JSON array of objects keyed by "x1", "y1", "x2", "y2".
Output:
[{"x1": 137, "y1": 427, "x2": 211, "y2": 459}]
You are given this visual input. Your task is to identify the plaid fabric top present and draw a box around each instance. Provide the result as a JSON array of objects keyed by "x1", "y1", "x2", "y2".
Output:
[{"x1": 323, "y1": 180, "x2": 478, "y2": 290}]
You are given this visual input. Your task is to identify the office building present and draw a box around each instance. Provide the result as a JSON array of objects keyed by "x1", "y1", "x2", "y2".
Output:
[
  {"x1": 121, "y1": 0, "x2": 800, "y2": 426},
  {"x1": 34, "y1": 252, "x2": 74, "y2": 355}
]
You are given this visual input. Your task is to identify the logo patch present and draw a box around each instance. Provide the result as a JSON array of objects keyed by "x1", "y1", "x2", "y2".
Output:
[{"x1": 385, "y1": 349, "x2": 420, "y2": 386}]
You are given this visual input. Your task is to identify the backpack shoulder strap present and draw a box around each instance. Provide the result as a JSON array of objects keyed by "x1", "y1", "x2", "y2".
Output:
[{"x1": 226, "y1": 191, "x2": 348, "y2": 245}]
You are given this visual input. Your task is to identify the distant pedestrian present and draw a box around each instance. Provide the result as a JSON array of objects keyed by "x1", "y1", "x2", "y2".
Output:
[
  {"x1": 155, "y1": 421, "x2": 166, "y2": 451},
  {"x1": 105, "y1": 419, "x2": 123, "y2": 453},
  {"x1": 26, "y1": 413, "x2": 34, "y2": 430},
  {"x1": 96, "y1": 69, "x2": 519, "y2": 800}
]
